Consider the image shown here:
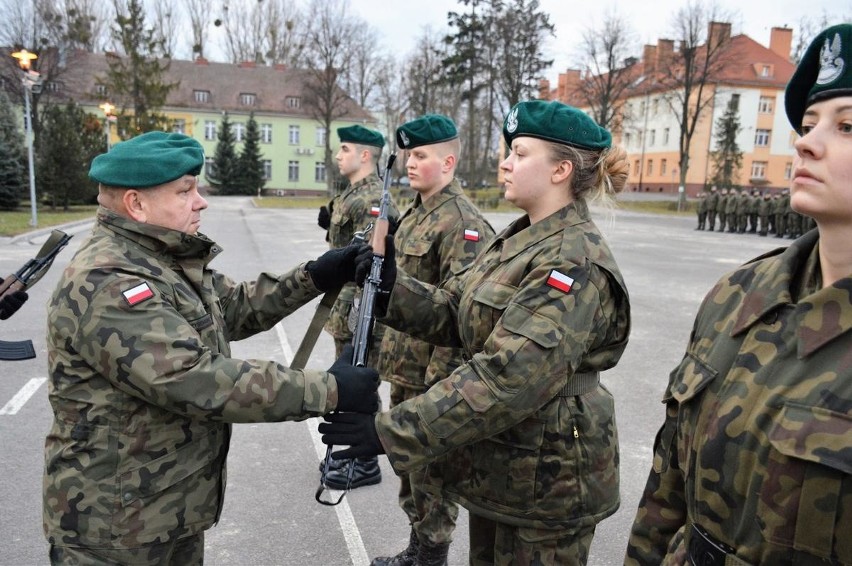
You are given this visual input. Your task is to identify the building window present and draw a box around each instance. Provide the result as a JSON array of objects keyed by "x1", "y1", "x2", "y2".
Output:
[
  {"x1": 634, "y1": 160, "x2": 640, "y2": 175},
  {"x1": 754, "y1": 129, "x2": 771, "y2": 147},
  {"x1": 287, "y1": 96, "x2": 301, "y2": 108},
  {"x1": 288, "y1": 160, "x2": 299, "y2": 182},
  {"x1": 649, "y1": 130, "x2": 656, "y2": 146},
  {"x1": 751, "y1": 161, "x2": 767, "y2": 179},
  {"x1": 194, "y1": 90, "x2": 210, "y2": 103},
  {"x1": 204, "y1": 158, "x2": 214, "y2": 178},
  {"x1": 761, "y1": 65, "x2": 771, "y2": 77},
  {"x1": 234, "y1": 122, "x2": 245, "y2": 142},
  {"x1": 660, "y1": 159, "x2": 667, "y2": 175},
  {"x1": 624, "y1": 132, "x2": 631, "y2": 147},
  {"x1": 263, "y1": 160, "x2": 272, "y2": 180},
  {"x1": 204, "y1": 120, "x2": 216, "y2": 141},
  {"x1": 647, "y1": 159, "x2": 653, "y2": 175},
  {"x1": 172, "y1": 119, "x2": 186, "y2": 134},
  {"x1": 239, "y1": 92, "x2": 256, "y2": 106},
  {"x1": 289, "y1": 125, "x2": 300, "y2": 145},
  {"x1": 730, "y1": 93, "x2": 740, "y2": 110},
  {"x1": 315, "y1": 162, "x2": 326, "y2": 183},
  {"x1": 758, "y1": 96, "x2": 773, "y2": 113},
  {"x1": 652, "y1": 98, "x2": 659, "y2": 115},
  {"x1": 261, "y1": 123, "x2": 272, "y2": 143},
  {"x1": 316, "y1": 127, "x2": 327, "y2": 146},
  {"x1": 663, "y1": 127, "x2": 670, "y2": 145},
  {"x1": 96, "y1": 84, "x2": 108, "y2": 96},
  {"x1": 784, "y1": 162, "x2": 792, "y2": 180}
]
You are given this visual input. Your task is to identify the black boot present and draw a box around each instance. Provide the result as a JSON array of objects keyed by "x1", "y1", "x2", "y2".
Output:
[
  {"x1": 416, "y1": 539, "x2": 450, "y2": 566},
  {"x1": 371, "y1": 529, "x2": 418, "y2": 566},
  {"x1": 323, "y1": 456, "x2": 382, "y2": 489},
  {"x1": 318, "y1": 456, "x2": 347, "y2": 473}
]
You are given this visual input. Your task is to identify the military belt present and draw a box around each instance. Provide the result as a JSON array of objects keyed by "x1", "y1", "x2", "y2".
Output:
[
  {"x1": 687, "y1": 523, "x2": 750, "y2": 566},
  {"x1": 558, "y1": 371, "x2": 599, "y2": 397}
]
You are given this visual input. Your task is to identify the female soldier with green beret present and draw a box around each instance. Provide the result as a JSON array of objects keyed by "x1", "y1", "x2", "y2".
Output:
[
  {"x1": 626, "y1": 23, "x2": 852, "y2": 565},
  {"x1": 320, "y1": 100, "x2": 631, "y2": 565}
]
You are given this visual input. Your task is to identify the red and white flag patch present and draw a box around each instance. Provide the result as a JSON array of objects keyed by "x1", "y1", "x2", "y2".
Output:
[
  {"x1": 122, "y1": 282, "x2": 154, "y2": 306},
  {"x1": 546, "y1": 270, "x2": 574, "y2": 293},
  {"x1": 463, "y1": 229, "x2": 480, "y2": 241},
  {"x1": 370, "y1": 206, "x2": 381, "y2": 217}
]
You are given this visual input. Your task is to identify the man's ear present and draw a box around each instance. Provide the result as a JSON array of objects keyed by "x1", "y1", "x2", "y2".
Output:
[
  {"x1": 551, "y1": 160, "x2": 574, "y2": 184},
  {"x1": 442, "y1": 153, "x2": 456, "y2": 173},
  {"x1": 122, "y1": 189, "x2": 147, "y2": 223}
]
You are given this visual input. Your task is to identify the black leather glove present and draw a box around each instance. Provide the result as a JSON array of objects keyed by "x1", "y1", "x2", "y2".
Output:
[
  {"x1": 0, "y1": 278, "x2": 28, "y2": 320},
  {"x1": 318, "y1": 411, "x2": 385, "y2": 460},
  {"x1": 317, "y1": 205, "x2": 331, "y2": 230},
  {"x1": 354, "y1": 235, "x2": 396, "y2": 292},
  {"x1": 306, "y1": 244, "x2": 369, "y2": 292},
  {"x1": 327, "y1": 344, "x2": 380, "y2": 413}
]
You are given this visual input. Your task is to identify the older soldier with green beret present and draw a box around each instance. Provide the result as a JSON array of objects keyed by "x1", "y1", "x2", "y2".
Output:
[
  {"x1": 44, "y1": 131, "x2": 379, "y2": 564},
  {"x1": 321, "y1": 100, "x2": 631, "y2": 565},
  {"x1": 318, "y1": 124, "x2": 400, "y2": 491},
  {"x1": 370, "y1": 114, "x2": 494, "y2": 566},
  {"x1": 626, "y1": 23, "x2": 852, "y2": 565}
]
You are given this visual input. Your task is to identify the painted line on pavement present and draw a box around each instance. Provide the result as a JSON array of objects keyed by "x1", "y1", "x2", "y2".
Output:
[{"x1": 0, "y1": 377, "x2": 47, "y2": 415}]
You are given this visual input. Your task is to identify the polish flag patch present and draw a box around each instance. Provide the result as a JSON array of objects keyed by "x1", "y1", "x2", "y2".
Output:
[
  {"x1": 122, "y1": 282, "x2": 154, "y2": 306},
  {"x1": 546, "y1": 270, "x2": 574, "y2": 293},
  {"x1": 463, "y1": 229, "x2": 480, "y2": 241},
  {"x1": 370, "y1": 206, "x2": 381, "y2": 216}
]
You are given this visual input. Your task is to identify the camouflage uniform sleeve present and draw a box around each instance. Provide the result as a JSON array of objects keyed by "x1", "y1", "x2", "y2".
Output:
[
  {"x1": 65, "y1": 271, "x2": 336, "y2": 422},
  {"x1": 376, "y1": 260, "x2": 614, "y2": 472},
  {"x1": 382, "y1": 268, "x2": 463, "y2": 349}
]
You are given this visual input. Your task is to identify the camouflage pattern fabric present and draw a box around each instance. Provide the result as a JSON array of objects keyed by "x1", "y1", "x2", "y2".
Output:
[
  {"x1": 468, "y1": 514, "x2": 595, "y2": 566},
  {"x1": 45, "y1": 207, "x2": 338, "y2": 549},
  {"x1": 375, "y1": 199, "x2": 631, "y2": 529},
  {"x1": 626, "y1": 229, "x2": 852, "y2": 565},
  {"x1": 49, "y1": 532, "x2": 204, "y2": 565},
  {"x1": 324, "y1": 172, "x2": 399, "y2": 354}
]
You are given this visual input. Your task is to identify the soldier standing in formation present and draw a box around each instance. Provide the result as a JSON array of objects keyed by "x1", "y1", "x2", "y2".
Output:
[
  {"x1": 724, "y1": 187, "x2": 738, "y2": 232},
  {"x1": 757, "y1": 191, "x2": 772, "y2": 236},
  {"x1": 44, "y1": 132, "x2": 380, "y2": 564},
  {"x1": 694, "y1": 192, "x2": 707, "y2": 230},
  {"x1": 736, "y1": 187, "x2": 749, "y2": 233},
  {"x1": 626, "y1": 23, "x2": 852, "y2": 565},
  {"x1": 775, "y1": 188, "x2": 790, "y2": 237},
  {"x1": 748, "y1": 188, "x2": 760, "y2": 233},
  {"x1": 717, "y1": 187, "x2": 729, "y2": 232},
  {"x1": 317, "y1": 125, "x2": 400, "y2": 490},
  {"x1": 371, "y1": 114, "x2": 494, "y2": 566},
  {"x1": 705, "y1": 185, "x2": 719, "y2": 231},
  {"x1": 321, "y1": 100, "x2": 631, "y2": 565}
]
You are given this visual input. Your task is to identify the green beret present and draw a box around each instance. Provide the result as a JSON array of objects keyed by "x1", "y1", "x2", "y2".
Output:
[
  {"x1": 396, "y1": 114, "x2": 458, "y2": 149},
  {"x1": 503, "y1": 100, "x2": 611, "y2": 150},
  {"x1": 89, "y1": 131, "x2": 204, "y2": 188},
  {"x1": 786, "y1": 23, "x2": 852, "y2": 133},
  {"x1": 337, "y1": 125, "x2": 385, "y2": 148}
]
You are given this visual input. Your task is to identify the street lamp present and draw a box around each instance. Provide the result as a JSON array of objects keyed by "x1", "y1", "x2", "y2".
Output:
[
  {"x1": 99, "y1": 102, "x2": 115, "y2": 151},
  {"x1": 11, "y1": 49, "x2": 42, "y2": 227}
]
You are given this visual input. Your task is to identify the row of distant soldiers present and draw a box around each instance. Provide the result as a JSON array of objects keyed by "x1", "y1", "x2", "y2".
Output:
[{"x1": 694, "y1": 186, "x2": 814, "y2": 238}]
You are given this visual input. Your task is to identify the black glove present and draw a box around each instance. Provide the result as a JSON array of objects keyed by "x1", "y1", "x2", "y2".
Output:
[
  {"x1": 354, "y1": 235, "x2": 396, "y2": 292},
  {"x1": 327, "y1": 344, "x2": 380, "y2": 413},
  {"x1": 318, "y1": 411, "x2": 385, "y2": 460},
  {"x1": 317, "y1": 205, "x2": 331, "y2": 230},
  {"x1": 0, "y1": 278, "x2": 28, "y2": 320},
  {"x1": 306, "y1": 244, "x2": 369, "y2": 292}
]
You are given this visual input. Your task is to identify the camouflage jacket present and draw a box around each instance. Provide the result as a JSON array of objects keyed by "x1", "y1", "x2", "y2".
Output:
[
  {"x1": 325, "y1": 172, "x2": 399, "y2": 341},
  {"x1": 706, "y1": 192, "x2": 719, "y2": 212},
  {"x1": 377, "y1": 180, "x2": 494, "y2": 391},
  {"x1": 44, "y1": 208, "x2": 338, "y2": 549},
  {"x1": 375, "y1": 199, "x2": 631, "y2": 529},
  {"x1": 626, "y1": 229, "x2": 852, "y2": 565}
]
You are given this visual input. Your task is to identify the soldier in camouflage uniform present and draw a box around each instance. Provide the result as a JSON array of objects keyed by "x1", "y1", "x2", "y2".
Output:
[
  {"x1": 318, "y1": 125, "x2": 400, "y2": 490},
  {"x1": 626, "y1": 23, "x2": 852, "y2": 566},
  {"x1": 724, "y1": 187, "x2": 738, "y2": 232},
  {"x1": 705, "y1": 186, "x2": 719, "y2": 231},
  {"x1": 756, "y1": 191, "x2": 772, "y2": 236},
  {"x1": 44, "y1": 132, "x2": 379, "y2": 565},
  {"x1": 694, "y1": 192, "x2": 707, "y2": 230},
  {"x1": 774, "y1": 189, "x2": 790, "y2": 237},
  {"x1": 716, "y1": 188, "x2": 729, "y2": 232},
  {"x1": 370, "y1": 115, "x2": 495, "y2": 566},
  {"x1": 321, "y1": 100, "x2": 631, "y2": 566}
]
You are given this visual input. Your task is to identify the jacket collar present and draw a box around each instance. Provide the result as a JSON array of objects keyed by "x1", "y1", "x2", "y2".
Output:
[
  {"x1": 410, "y1": 179, "x2": 463, "y2": 217},
  {"x1": 495, "y1": 199, "x2": 592, "y2": 262}
]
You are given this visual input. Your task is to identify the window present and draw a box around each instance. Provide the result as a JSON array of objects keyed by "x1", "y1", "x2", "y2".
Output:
[
  {"x1": 758, "y1": 96, "x2": 773, "y2": 113},
  {"x1": 624, "y1": 132, "x2": 631, "y2": 147},
  {"x1": 649, "y1": 130, "x2": 656, "y2": 146},
  {"x1": 634, "y1": 160, "x2": 640, "y2": 175},
  {"x1": 261, "y1": 123, "x2": 273, "y2": 143},
  {"x1": 204, "y1": 158, "x2": 214, "y2": 178},
  {"x1": 784, "y1": 162, "x2": 792, "y2": 180},
  {"x1": 761, "y1": 65, "x2": 771, "y2": 77},
  {"x1": 204, "y1": 120, "x2": 216, "y2": 141},
  {"x1": 754, "y1": 129, "x2": 771, "y2": 147},
  {"x1": 663, "y1": 128, "x2": 670, "y2": 145},
  {"x1": 263, "y1": 160, "x2": 272, "y2": 180},
  {"x1": 289, "y1": 125, "x2": 300, "y2": 145},
  {"x1": 44, "y1": 81, "x2": 61, "y2": 92},
  {"x1": 647, "y1": 159, "x2": 653, "y2": 175},
  {"x1": 287, "y1": 96, "x2": 301, "y2": 108},
  {"x1": 661, "y1": 159, "x2": 667, "y2": 175},
  {"x1": 194, "y1": 90, "x2": 210, "y2": 103},
  {"x1": 234, "y1": 122, "x2": 245, "y2": 142},
  {"x1": 239, "y1": 92, "x2": 256, "y2": 106},
  {"x1": 288, "y1": 160, "x2": 299, "y2": 182},
  {"x1": 751, "y1": 161, "x2": 767, "y2": 179},
  {"x1": 652, "y1": 98, "x2": 659, "y2": 115},
  {"x1": 315, "y1": 162, "x2": 326, "y2": 183},
  {"x1": 730, "y1": 93, "x2": 740, "y2": 110},
  {"x1": 316, "y1": 127, "x2": 327, "y2": 146},
  {"x1": 172, "y1": 119, "x2": 186, "y2": 134},
  {"x1": 96, "y1": 84, "x2": 109, "y2": 96}
]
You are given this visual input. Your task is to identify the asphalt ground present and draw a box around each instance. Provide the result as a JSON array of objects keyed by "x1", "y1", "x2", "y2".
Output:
[{"x1": 0, "y1": 197, "x2": 783, "y2": 565}]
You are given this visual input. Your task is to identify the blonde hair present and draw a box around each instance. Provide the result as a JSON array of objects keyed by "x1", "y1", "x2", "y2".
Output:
[{"x1": 547, "y1": 142, "x2": 629, "y2": 206}]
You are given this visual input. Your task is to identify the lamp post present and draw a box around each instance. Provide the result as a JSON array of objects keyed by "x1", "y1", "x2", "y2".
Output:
[
  {"x1": 12, "y1": 49, "x2": 41, "y2": 227},
  {"x1": 99, "y1": 102, "x2": 115, "y2": 151}
]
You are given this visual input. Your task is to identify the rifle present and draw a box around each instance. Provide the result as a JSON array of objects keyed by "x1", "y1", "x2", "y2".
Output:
[
  {"x1": 316, "y1": 152, "x2": 396, "y2": 506},
  {"x1": 0, "y1": 230, "x2": 72, "y2": 361}
]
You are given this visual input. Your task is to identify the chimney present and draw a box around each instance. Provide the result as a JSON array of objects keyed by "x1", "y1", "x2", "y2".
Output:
[
  {"x1": 769, "y1": 26, "x2": 793, "y2": 61},
  {"x1": 707, "y1": 21, "x2": 732, "y2": 51},
  {"x1": 557, "y1": 69, "x2": 582, "y2": 103},
  {"x1": 643, "y1": 44, "x2": 657, "y2": 75},
  {"x1": 538, "y1": 78, "x2": 551, "y2": 100},
  {"x1": 656, "y1": 39, "x2": 674, "y2": 70},
  {"x1": 195, "y1": 56, "x2": 209, "y2": 65}
]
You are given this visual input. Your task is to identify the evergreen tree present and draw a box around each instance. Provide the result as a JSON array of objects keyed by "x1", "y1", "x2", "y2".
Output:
[
  {"x1": 0, "y1": 91, "x2": 27, "y2": 211},
  {"x1": 710, "y1": 96, "x2": 743, "y2": 190},
  {"x1": 207, "y1": 112, "x2": 240, "y2": 194},
  {"x1": 236, "y1": 113, "x2": 265, "y2": 196},
  {"x1": 37, "y1": 103, "x2": 102, "y2": 210}
]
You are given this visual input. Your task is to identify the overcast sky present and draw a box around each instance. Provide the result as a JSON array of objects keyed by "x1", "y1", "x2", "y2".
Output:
[{"x1": 348, "y1": 0, "x2": 848, "y2": 83}]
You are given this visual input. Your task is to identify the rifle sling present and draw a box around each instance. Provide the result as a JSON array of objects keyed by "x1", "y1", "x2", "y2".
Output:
[{"x1": 291, "y1": 287, "x2": 341, "y2": 370}]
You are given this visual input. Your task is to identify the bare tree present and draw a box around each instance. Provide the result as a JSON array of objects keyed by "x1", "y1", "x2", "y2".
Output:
[
  {"x1": 217, "y1": 0, "x2": 267, "y2": 63},
  {"x1": 149, "y1": 0, "x2": 179, "y2": 58},
  {"x1": 405, "y1": 27, "x2": 457, "y2": 119},
  {"x1": 371, "y1": 55, "x2": 407, "y2": 178},
  {"x1": 263, "y1": 0, "x2": 303, "y2": 66},
  {"x1": 184, "y1": 0, "x2": 209, "y2": 59},
  {"x1": 341, "y1": 25, "x2": 382, "y2": 109}
]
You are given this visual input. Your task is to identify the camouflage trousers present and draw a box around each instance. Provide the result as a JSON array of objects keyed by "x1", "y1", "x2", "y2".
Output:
[
  {"x1": 49, "y1": 532, "x2": 204, "y2": 565},
  {"x1": 469, "y1": 514, "x2": 595, "y2": 566},
  {"x1": 390, "y1": 381, "x2": 459, "y2": 545}
]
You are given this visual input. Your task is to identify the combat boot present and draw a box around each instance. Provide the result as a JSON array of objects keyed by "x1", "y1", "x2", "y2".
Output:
[
  {"x1": 416, "y1": 539, "x2": 450, "y2": 566},
  {"x1": 370, "y1": 529, "x2": 419, "y2": 566},
  {"x1": 323, "y1": 456, "x2": 382, "y2": 489}
]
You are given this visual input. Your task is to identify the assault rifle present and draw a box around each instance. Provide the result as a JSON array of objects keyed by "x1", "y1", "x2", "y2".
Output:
[
  {"x1": 0, "y1": 230, "x2": 72, "y2": 361},
  {"x1": 316, "y1": 152, "x2": 396, "y2": 506}
]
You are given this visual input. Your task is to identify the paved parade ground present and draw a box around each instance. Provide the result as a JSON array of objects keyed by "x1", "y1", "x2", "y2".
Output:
[{"x1": 0, "y1": 197, "x2": 784, "y2": 565}]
